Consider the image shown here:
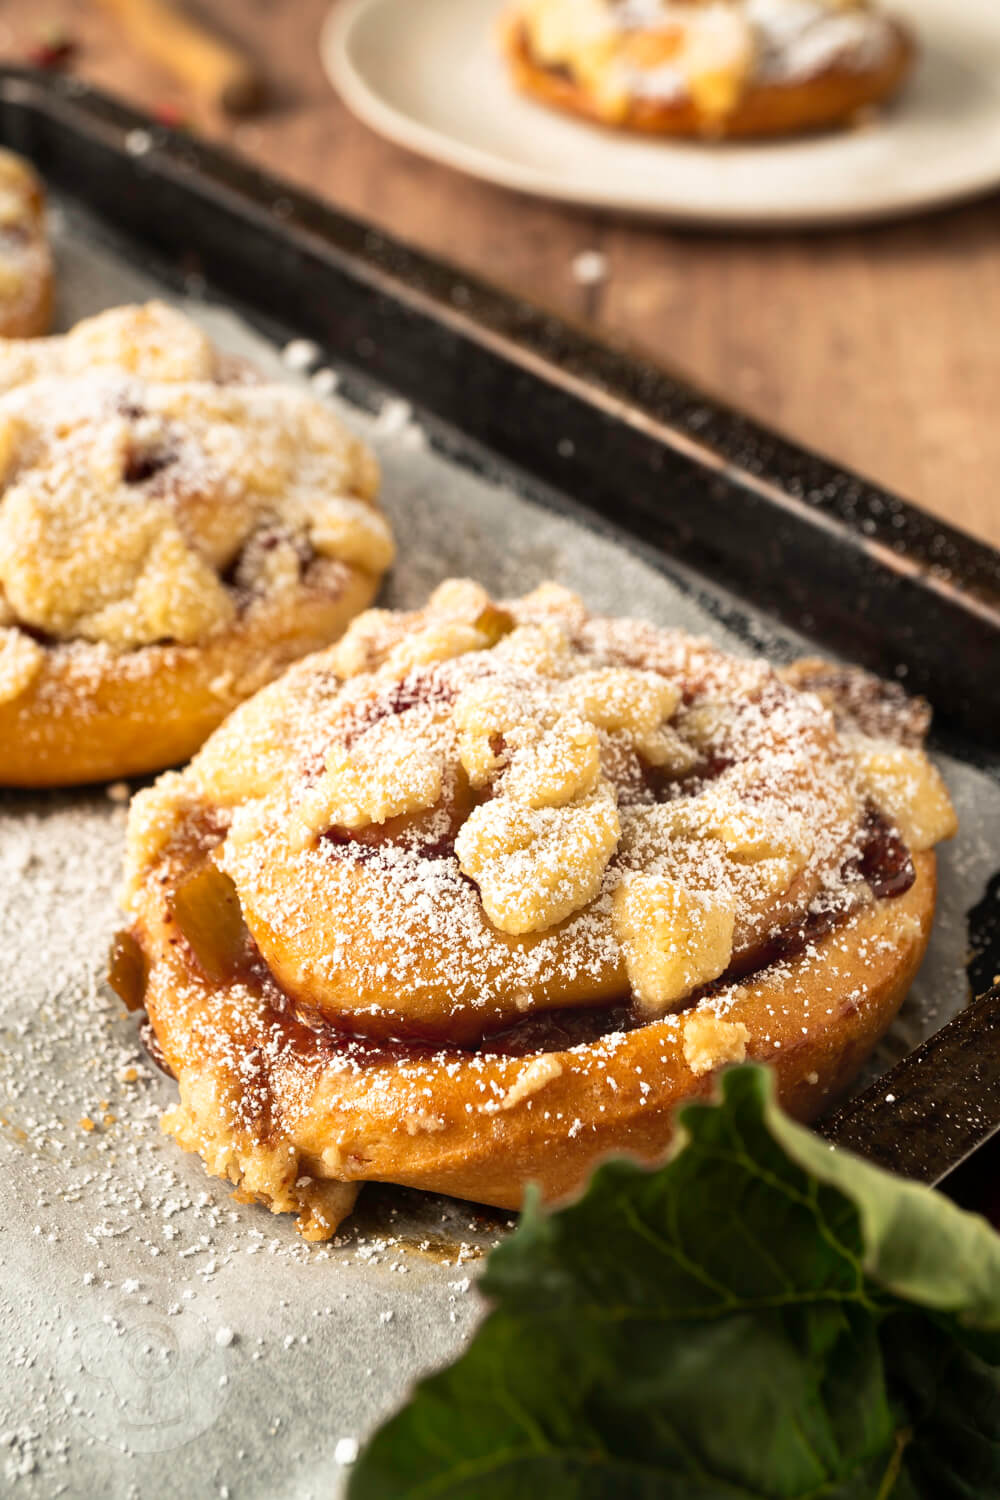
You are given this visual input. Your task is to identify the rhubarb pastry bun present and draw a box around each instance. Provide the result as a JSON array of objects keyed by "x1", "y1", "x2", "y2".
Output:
[
  {"x1": 0, "y1": 366, "x2": 389, "y2": 786},
  {"x1": 0, "y1": 150, "x2": 52, "y2": 339},
  {"x1": 118, "y1": 580, "x2": 956, "y2": 1239},
  {"x1": 501, "y1": 0, "x2": 915, "y2": 140}
]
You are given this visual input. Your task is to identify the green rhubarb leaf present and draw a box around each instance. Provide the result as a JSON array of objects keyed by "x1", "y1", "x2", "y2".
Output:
[{"x1": 348, "y1": 1066, "x2": 1000, "y2": 1500}]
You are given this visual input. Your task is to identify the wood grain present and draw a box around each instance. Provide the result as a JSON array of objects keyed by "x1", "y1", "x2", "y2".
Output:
[{"x1": 1, "y1": 0, "x2": 998, "y2": 548}]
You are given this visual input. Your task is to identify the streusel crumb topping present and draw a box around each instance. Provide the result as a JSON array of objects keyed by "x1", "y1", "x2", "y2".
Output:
[
  {"x1": 0, "y1": 370, "x2": 388, "y2": 662},
  {"x1": 0, "y1": 301, "x2": 223, "y2": 391}
]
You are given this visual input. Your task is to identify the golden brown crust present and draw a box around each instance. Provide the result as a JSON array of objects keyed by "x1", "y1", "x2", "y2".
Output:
[
  {"x1": 0, "y1": 562, "x2": 379, "y2": 786},
  {"x1": 133, "y1": 834, "x2": 934, "y2": 1225},
  {"x1": 502, "y1": 14, "x2": 914, "y2": 140},
  {"x1": 0, "y1": 150, "x2": 52, "y2": 339}
]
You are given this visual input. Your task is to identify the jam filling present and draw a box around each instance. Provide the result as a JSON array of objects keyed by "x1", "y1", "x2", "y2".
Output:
[
  {"x1": 340, "y1": 671, "x2": 460, "y2": 752},
  {"x1": 855, "y1": 805, "x2": 915, "y2": 900},
  {"x1": 222, "y1": 524, "x2": 317, "y2": 603},
  {"x1": 139, "y1": 1019, "x2": 173, "y2": 1077},
  {"x1": 123, "y1": 445, "x2": 175, "y2": 486}
]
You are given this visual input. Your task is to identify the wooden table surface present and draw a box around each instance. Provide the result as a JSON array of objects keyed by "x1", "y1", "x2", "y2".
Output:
[{"x1": 2, "y1": 0, "x2": 999, "y2": 551}]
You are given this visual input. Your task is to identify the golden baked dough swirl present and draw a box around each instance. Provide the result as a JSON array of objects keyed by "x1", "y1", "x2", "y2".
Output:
[
  {"x1": 120, "y1": 580, "x2": 956, "y2": 1238},
  {"x1": 0, "y1": 306, "x2": 390, "y2": 785}
]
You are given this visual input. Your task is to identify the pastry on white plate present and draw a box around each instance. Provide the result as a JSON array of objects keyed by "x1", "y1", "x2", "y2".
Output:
[{"x1": 501, "y1": 0, "x2": 915, "y2": 139}]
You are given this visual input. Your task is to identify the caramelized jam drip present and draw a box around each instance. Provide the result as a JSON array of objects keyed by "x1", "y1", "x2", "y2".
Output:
[
  {"x1": 479, "y1": 1003, "x2": 636, "y2": 1059},
  {"x1": 107, "y1": 930, "x2": 148, "y2": 1013},
  {"x1": 856, "y1": 805, "x2": 915, "y2": 900},
  {"x1": 140, "y1": 1019, "x2": 175, "y2": 1078}
]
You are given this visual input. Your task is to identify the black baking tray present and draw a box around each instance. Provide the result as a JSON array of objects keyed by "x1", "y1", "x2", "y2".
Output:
[{"x1": 1, "y1": 65, "x2": 997, "y2": 1190}]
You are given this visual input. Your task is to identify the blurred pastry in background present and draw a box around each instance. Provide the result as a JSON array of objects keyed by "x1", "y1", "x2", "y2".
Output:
[
  {"x1": 0, "y1": 299, "x2": 255, "y2": 392},
  {"x1": 0, "y1": 149, "x2": 53, "y2": 337},
  {"x1": 501, "y1": 0, "x2": 915, "y2": 140}
]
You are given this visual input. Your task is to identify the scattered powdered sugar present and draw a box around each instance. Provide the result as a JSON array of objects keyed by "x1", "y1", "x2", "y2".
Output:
[
  {"x1": 370, "y1": 395, "x2": 426, "y2": 451},
  {"x1": 333, "y1": 1436, "x2": 359, "y2": 1466},
  {"x1": 747, "y1": 0, "x2": 896, "y2": 82},
  {"x1": 0, "y1": 201, "x2": 997, "y2": 1498},
  {"x1": 124, "y1": 129, "x2": 153, "y2": 159},
  {"x1": 282, "y1": 339, "x2": 321, "y2": 373},
  {"x1": 310, "y1": 367, "x2": 340, "y2": 398},
  {"x1": 0, "y1": 361, "x2": 383, "y2": 659},
  {"x1": 571, "y1": 249, "x2": 609, "y2": 286}
]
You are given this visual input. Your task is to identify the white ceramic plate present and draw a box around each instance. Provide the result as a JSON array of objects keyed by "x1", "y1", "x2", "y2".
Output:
[{"x1": 322, "y1": 0, "x2": 1000, "y2": 227}]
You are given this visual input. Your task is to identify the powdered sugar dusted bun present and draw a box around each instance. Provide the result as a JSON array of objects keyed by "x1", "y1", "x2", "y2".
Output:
[
  {"x1": 502, "y1": 0, "x2": 914, "y2": 139},
  {"x1": 0, "y1": 149, "x2": 53, "y2": 339},
  {"x1": 119, "y1": 581, "x2": 955, "y2": 1239},
  {"x1": 0, "y1": 325, "x2": 390, "y2": 785}
]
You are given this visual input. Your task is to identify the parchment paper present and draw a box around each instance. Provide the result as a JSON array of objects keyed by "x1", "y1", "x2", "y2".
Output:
[{"x1": 0, "y1": 202, "x2": 997, "y2": 1499}]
